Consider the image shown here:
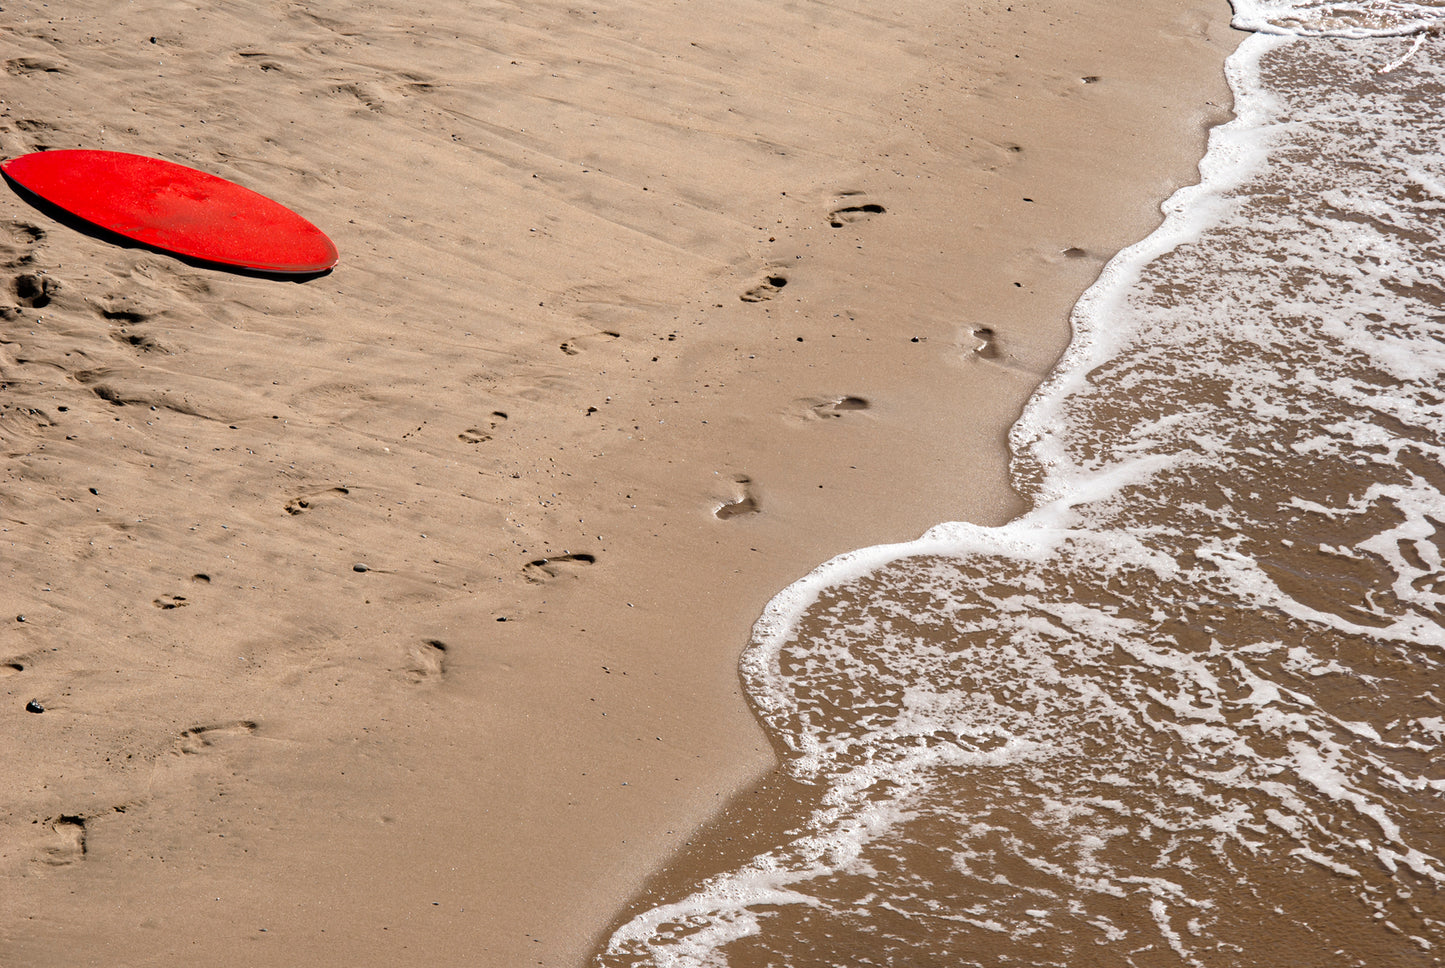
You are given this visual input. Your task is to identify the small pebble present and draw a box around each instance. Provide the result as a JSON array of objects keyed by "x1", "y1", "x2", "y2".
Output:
[
  {"x1": 15, "y1": 615, "x2": 24, "y2": 622},
  {"x1": 25, "y1": 700, "x2": 44, "y2": 714},
  {"x1": 353, "y1": 563, "x2": 370, "y2": 573}
]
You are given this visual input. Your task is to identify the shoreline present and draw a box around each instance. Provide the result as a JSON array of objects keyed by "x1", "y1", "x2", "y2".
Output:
[{"x1": 0, "y1": 1, "x2": 1241, "y2": 965}]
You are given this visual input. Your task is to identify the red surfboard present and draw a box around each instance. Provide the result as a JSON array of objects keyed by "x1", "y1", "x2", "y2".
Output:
[{"x1": 1, "y1": 149, "x2": 338, "y2": 275}]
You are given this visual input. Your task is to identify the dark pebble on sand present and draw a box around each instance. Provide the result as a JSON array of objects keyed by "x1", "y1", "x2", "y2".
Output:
[
  {"x1": 353, "y1": 563, "x2": 370, "y2": 573},
  {"x1": 25, "y1": 700, "x2": 44, "y2": 713},
  {"x1": 15, "y1": 615, "x2": 24, "y2": 622}
]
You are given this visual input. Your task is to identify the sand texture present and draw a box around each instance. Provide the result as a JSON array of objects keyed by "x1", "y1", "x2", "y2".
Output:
[{"x1": 0, "y1": 0, "x2": 1237, "y2": 964}]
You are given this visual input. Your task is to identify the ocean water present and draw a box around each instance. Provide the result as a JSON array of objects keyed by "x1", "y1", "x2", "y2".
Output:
[{"x1": 598, "y1": 2, "x2": 1445, "y2": 965}]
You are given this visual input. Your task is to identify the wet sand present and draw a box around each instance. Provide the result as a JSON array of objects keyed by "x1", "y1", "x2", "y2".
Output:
[{"x1": 0, "y1": 0, "x2": 1238, "y2": 964}]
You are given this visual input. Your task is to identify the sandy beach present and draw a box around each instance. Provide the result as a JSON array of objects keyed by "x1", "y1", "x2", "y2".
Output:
[{"x1": 1, "y1": 0, "x2": 1239, "y2": 964}]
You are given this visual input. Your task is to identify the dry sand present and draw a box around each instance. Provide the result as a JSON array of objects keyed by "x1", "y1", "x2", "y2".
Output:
[{"x1": 0, "y1": 0, "x2": 1239, "y2": 964}]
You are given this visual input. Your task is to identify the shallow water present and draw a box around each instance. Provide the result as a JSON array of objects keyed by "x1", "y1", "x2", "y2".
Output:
[{"x1": 599, "y1": 4, "x2": 1445, "y2": 965}]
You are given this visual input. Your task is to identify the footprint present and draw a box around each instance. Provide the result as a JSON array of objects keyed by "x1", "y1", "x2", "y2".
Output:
[
  {"x1": 4, "y1": 57, "x2": 66, "y2": 76},
  {"x1": 815, "y1": 395, "x2": 870, "y2": 418},
  {"x1": 39, "y1": 816, "x2": 86, "y2": 866},
  {"x1": 978, "y1": 142, "x2": 1025, "y2": 173},
  {"x1": 559, "y1": 330, "x2": 621, "y2": 356},
  {"x1": 93, "y1": 299, "x2": 154, "y2": 325},
  {"x1": 153, "y1": 594, "x2": 188, "y2": 610},
  {"x1": 326, "y1": 72, "x2": 435, "y2": 114},
  {"x1": 12, "y1": 120, "x2": 59, "y2": 139},
  {"x1": 109, "y1": 330, "x2": 165, "y2": 353},
  {"x1": 826, "y1": 201, "x2": 885, "y2": 228},
  {"x1": 522, "y1": 553, "x2": 596, "y2": 583},
  {"x1": 94, "y1": 304, "x2": 158, "y2": 353},
  {"x1": 972, "y1": 326, "x2": 998, "y2": 359},
  {"x1": 716, "y1": 475, "x2": 761, "y2": 520},
  {"x1": 235, "y1": 50, "x2": 287, "y2": 73},
  {"x1": 0, "y1": 222, "x2": 43, "y2": 270},
  {"x1": 792, "y1": 395, "x2": 872, "y2": 421},
  {"x1": 176, "y1": 721, "x2": 258, "y2": 756},
  {"x1": 329, "y1": 81, "x2": 386, "y2": 113},
  {"x1": 459, "y1": 411, "x2": 508, "y2": 444},
  {"x1": 86, "y1": 381, "x2": 128, "y2": 406},
  {"x1": 740, "y1": 273, "x2": 789, "y2": 303},
  {"x1": 14, "y1": 272, "x2": 56, "y2": 308},
  {"x1": 284, "y1": 486, "x2": 350, "y2": 515},
  {"x1": 402, "y1": 639, "x2": 447, "y2": 683}
]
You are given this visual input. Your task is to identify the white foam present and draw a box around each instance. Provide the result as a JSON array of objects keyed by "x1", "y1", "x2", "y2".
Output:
[{"x1": 1230, "y1": 0, "x2": 1445, "y2": 37}]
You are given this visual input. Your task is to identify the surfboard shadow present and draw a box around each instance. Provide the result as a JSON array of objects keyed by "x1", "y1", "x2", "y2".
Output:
[{"x1": 1, "y1": 173, "x2": 334, "y2": 283}]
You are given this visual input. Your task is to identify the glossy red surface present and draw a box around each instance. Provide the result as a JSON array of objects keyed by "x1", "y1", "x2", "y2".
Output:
[{"x1": 1, "y1": 149, "x2": 338, "y2": 274}]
